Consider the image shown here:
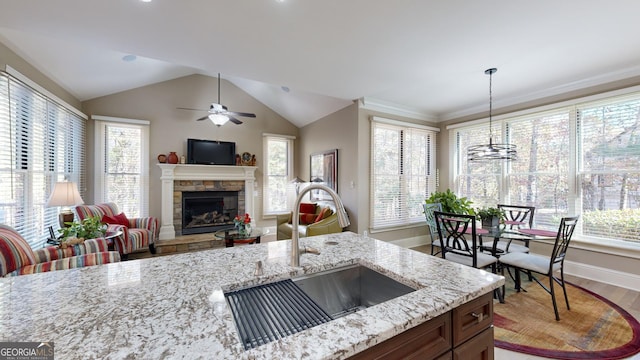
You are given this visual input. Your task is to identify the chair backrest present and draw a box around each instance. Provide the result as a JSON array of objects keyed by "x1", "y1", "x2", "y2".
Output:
[
  {"x1": 75, "y1": 203, "x2": 120, "y2": 221},
  {"x1": 0, "y1": 225, "x2": 36, "y2": 277},
  {"x1": 549, "y1": 216, "x2": 580, "y2": 271},
  {"x1": 434, "y1": 211, "x2": 480, "y2": 267},
  {"x1": 497, "y1": 204, "x2": 535, "y2": 229},
  {"x1": 423, "y1": 203, "x2": 442, "y2": 239}
]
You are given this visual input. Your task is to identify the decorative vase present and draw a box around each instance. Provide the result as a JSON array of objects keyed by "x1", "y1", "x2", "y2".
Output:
[
  {"x1": 157, "y1": 154, "x2": 167, "y2": 163},
  {"x1": 236, "y1": 223, "x2": 251, "y2": 237},
  {"x1": 167, "y1": 152, "x2": 179, "y2": 164},
  {"x1": 482, "y1": 216, "x2": 499, "y2": 229}
]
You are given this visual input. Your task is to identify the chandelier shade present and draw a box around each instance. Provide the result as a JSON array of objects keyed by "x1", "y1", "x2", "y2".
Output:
[{"x1": 467, "y1": 68, "x2": 517, "y2": 161}]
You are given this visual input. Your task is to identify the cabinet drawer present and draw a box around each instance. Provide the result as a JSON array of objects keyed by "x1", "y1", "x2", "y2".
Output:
[
  {"x1": 452, "y1": 292, "x2": 493, "y2": 346},
  {"x1": 452, "y1": 326, "x2": 494, "y2": 360},
  {"x1": 349, "y1": 312, "x2": 451, "y2": 360}
]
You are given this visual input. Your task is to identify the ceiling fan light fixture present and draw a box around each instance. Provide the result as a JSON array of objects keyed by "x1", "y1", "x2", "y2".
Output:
[
  {"x1": 467, "y1": 68, "x2": 517, "y2": 161},
  {"x1": 208, "y1": 114, "x2": 229, "y2": 126}
]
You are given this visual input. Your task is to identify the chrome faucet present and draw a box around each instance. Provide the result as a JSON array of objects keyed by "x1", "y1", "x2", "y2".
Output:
[{"x1": 291, "y1": 184, "x2": 350, "y2": 267}]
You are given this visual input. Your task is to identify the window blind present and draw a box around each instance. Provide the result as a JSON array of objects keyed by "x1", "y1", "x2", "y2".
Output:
[
  {"x1": 0, "y1": 72, "x2": 86, "y2": 248},
  {"x1": 370, "y1": 120, "x2": 436, "y2": 230},
  {"x1": 263, "y1": 135, "x2": 294, "y2": 215}
]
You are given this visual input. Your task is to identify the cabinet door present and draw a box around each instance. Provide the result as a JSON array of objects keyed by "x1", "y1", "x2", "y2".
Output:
[
  {"x1": 452, "y1": 292, "x2": 493, "y2": 346},
  {"x1": 452, "y1": 327, "x2": 494, "y2": 360},
  {"x1": 349, "y1": 312, "x2": 451, "y2": 360}
]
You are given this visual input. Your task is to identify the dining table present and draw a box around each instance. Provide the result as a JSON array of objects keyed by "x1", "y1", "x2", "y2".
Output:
[{"x1": 476, "y1": 225, "x2": 558, "y2": 258}]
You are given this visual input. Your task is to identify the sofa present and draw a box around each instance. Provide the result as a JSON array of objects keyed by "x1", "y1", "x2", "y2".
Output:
[
  {"x1": 276, "y1": 201, "x2": 344, "y2": 240},
  {"x1": 0, "y1": 224, "x2": 120, "y2": 277},
  {"x1": 75, "y1": 202, "x2": 158, "y2": 260}
]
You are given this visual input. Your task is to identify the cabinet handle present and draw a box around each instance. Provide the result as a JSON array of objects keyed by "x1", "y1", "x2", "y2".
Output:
[{"x1": 471, "y1": 312, "x2": 484, "y2": 323}]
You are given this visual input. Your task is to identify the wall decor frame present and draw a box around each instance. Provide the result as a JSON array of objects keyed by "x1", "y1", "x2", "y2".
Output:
[{"x1": 310, "y1": 149, "x2": 338, "y2": 201}]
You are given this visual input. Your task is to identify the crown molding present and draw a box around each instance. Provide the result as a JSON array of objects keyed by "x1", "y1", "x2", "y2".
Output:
[{"x1": 359, "y1": 97, "x2": 437, "y2": 122}]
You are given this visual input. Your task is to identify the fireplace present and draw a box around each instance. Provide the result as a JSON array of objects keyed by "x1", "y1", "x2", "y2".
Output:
[
  {"x1": 182, "y1": 191, "x2": 238, "y2": 234},
  {"x1": 157, "y1": 164, "x2": 257, "y2": 240}
]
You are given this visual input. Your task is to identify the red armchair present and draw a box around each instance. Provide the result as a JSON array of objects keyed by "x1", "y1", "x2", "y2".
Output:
[
  {"x1": 0, "y1": 224, "x2": 120, "y2": 277},
  {"x1": 75, "y1": 202, "x2": 158, "y2": 260}
]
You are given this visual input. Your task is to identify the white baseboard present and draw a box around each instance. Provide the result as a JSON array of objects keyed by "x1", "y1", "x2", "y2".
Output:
[
  {"x1": 564, "y1": 260, "x2": 640, "y2": 291},
  {"x1": 389, "y1": 235, "x2": 428, "y2": 249}
]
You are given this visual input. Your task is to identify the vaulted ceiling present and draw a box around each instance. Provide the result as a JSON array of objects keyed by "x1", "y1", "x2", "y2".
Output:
[{"x1": 1, "y1": 0, "x2": 640, "y2": 127}]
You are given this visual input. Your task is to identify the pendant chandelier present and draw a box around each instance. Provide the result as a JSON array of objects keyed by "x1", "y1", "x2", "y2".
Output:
[{"x1": 467, "y1": 68, "x2": 517, "y2": 161}]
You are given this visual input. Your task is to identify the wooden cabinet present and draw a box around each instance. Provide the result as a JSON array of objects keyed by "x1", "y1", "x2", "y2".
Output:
[{"x1": 349, "y1": 292, "x2": 494, "y2": 360}]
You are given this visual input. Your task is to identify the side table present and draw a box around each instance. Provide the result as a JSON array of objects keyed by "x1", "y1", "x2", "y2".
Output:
[{"x1": 214, "y1": 228, "x2": 263, "y2": 247}]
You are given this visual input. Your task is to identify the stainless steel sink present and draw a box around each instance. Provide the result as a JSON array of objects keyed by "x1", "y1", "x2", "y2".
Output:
[
  {"x1": 224, "y1": 264, "x2": 415, "y2": 350},
  {"x1": 293, "y1": 264, "x2": 416, "y2": 318}
]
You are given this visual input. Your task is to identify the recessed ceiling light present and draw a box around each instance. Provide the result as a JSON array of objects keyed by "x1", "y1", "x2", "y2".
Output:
[{"x1": 122, "y1": 54, "x2": 137, "y2": 62}]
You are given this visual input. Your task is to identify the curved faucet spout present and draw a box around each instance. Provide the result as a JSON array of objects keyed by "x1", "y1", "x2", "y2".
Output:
[{"x1": 291, "y1": 184, "x2": 350, "y2": 267}]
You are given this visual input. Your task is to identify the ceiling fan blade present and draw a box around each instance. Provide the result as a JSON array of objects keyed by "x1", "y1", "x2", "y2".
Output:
[
  {"x1": 196, "y1": 115, "x2": 209, "y2": 121},
  {"x1": 177, "y1": 107, "x2": 207, "y2": 112},
  {"x1": 227, "y1": 116, "x2": 243, "y2": 125},
  {"x1": 226, "y1": 111, "x2": 256, "y2": 118}
]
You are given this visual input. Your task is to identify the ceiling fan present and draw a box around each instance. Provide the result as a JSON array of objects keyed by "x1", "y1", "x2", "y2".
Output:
[{"x1": 178, "y1": 73, "x2": 256, "y2": 126}]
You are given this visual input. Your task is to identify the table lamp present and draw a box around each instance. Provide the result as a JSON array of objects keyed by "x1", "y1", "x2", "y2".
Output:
[
  {"x1": 46, "y1": 181, "x2": 84, "y2": 227},
  {"x1": 289, "y1": 177, "x2": 305, "y2": 196}
]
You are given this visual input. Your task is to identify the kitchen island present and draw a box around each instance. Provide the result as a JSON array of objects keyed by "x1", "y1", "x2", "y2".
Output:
[{"x1": 0, "y1": 232, "x2": 504, "y2": 359}]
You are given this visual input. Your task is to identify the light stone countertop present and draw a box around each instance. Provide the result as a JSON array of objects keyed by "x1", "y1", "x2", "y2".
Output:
[{"x1": 0, "y1": 232, "x2": 504, "y2": 359}]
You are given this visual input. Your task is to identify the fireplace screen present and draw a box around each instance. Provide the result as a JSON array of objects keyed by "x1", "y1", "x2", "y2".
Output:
[{"x1": 182, "y1": 191, "x2": 239, "y2": 234}]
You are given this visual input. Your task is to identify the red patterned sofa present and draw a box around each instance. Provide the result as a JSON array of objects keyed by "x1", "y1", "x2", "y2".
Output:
[
  {"x1": 75, "y1": 202, "x2": 158, "y2": 260},
  {"x1": 0, "y1": 224, "x2": 120, "y2": 277}
]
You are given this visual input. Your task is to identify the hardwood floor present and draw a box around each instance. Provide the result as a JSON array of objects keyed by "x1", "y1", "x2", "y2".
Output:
[{"x1": 412, "y1": 244, "x2": 640, "y2": 360}]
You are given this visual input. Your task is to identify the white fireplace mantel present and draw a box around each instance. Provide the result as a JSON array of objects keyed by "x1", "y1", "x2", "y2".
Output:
[{"x1": 157, "y1": 164, "x2": 257, "y2": 240}]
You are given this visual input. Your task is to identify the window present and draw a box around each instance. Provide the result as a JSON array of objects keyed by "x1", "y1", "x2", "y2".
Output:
[
  {"x1": 263, "y1": 134, "x2": 294, "y2": 216},
  {"x1": 94, "y1": 116, "x2": 149, "y2": 217},
  {"x1": 370, "y1": 117, "x2": 438, "y2": 230},
  {"x1": 0, "y1": 70, "x2": 86, "y2": 249},
  {"x1": 451, "y1": 88, "x2": 640, "y2": 247}
]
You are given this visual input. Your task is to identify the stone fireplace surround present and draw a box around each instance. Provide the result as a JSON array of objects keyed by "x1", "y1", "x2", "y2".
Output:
[{"x1": 157, "y1": 164, "x2": 257, "y2": 240}]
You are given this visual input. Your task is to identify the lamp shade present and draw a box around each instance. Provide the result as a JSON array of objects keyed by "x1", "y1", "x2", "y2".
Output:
[{"x1": 46, "y1": 182, "x2": 84, "y2": 207}]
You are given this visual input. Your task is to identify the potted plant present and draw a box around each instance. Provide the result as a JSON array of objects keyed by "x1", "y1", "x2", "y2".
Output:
[
  {"x1": 476, "y1": 207, "x2": 505, "y2": 228},
  {"x1": 58, "y1": 215, "x2": 107, "y2": 247},
  {"x1": 425, "y1": 189, "x2": 475, "y2": 215}
]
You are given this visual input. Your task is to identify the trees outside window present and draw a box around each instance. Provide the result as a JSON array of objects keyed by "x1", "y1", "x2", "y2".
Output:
[
  {"x1": 452, "y1": 89, "x2": 640, "y2": 247},
  {"x1": 263, "y1": 135, "x2": 294, "y2": 216}
]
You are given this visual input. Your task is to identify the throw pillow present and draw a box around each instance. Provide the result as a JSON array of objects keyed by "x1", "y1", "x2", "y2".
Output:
[
  {"x1": 101, "y1": 212, "x2": 129, "y2": 227},
  {"x1": 299, "y1": 203, "x2": 316, "y2": 214},
  {"x1": 299, "y1": 213, "x2": 317, "y2": 225},
  {"x1": 314, "y1": 207, "x2": 333, "y2": 223}
]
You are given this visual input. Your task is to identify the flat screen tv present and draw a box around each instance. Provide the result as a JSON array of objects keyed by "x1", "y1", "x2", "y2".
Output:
[{"x1": 187, "y1": 139, "x2": 236, "y2": 165}]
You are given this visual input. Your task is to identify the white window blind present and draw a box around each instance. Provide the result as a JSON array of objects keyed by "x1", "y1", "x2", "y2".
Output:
[
  {"x1": 94, "y1": 117, "x2": 149, "y2": 217},
  {"x1": 577, "y1": 95, "x2": 640, "y2": 243},
  {"x1": 452, "y1": 87, "x2": 640, "y2": 248},
  {"x1": 0, "y1": 72, "x2": 86, "y2": 248},
  {"x1": 263, "y1": 134, "x2": 294, "y2": 216},
  {"x1": 370, "y1": 120, "x2": 437, "y2": 230}
]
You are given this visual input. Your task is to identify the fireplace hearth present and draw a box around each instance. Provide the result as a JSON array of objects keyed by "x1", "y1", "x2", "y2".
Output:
[{"x1": 182, "y1": 191, "x2": 238, "y2": 235}]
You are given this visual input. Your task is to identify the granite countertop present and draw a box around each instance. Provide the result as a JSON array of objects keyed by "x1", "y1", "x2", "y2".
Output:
[{"x1": 0, "y1": 232, "x2": 504, "y2": 359}]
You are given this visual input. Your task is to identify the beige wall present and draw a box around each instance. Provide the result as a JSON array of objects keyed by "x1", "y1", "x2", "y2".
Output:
[
  {"x1": 82, "y1": 74, "x2": 298, "y2": 224},
  {"x1": 0, "y1": 41, "x2": 81, "y2": 109},
  {"x1": 298, "y1": 103, "x2": 359, "y2": 232}
]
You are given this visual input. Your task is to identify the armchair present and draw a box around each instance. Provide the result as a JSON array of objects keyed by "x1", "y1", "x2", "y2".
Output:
[
  {"x1": 276, "y1": 202, "x2": 344, "y2": 240},
  {"x1": 0, "y1": 224, "x2": 120, "y2": 277},
  {"x1": 75, "y1": 202, "x2": 158, "y2": 260}
]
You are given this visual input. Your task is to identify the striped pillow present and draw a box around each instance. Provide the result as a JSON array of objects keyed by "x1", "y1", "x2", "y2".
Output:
[{"x1": 0, "y1": 225, "x2": 36, "y2": 277}]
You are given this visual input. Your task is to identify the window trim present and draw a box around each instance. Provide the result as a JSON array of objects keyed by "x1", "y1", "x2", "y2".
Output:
[
  {"x1": 370, "y1": 116, "x2": 439, "y2": 231},
  {"x1": 93, "y1": 115, "x2": 150, "y2": 216},
  {"x1": 449, "y1": 84, "x2": 640, "y2": 251},
  {"x1": 262, "y1": 133, "x2": 295, "y2": 217}
]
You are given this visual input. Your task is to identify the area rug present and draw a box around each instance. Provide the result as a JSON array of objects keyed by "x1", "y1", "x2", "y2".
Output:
[{"x1": 494, "y1": 280, "x2": 640, "y2": 359}]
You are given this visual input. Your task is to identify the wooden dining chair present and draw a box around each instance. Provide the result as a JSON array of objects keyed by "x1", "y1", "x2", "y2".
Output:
[
  {"x1": 498, "y1": 216, "x2": 580, "y2": 320},
  {"x1": 423, "y1": 203, "x2": 442, "y2": 255}
]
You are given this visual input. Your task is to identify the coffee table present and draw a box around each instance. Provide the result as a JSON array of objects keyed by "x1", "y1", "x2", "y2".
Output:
[{"x1": 214, "y1": 228, "x2": 263, "y2": 247}]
